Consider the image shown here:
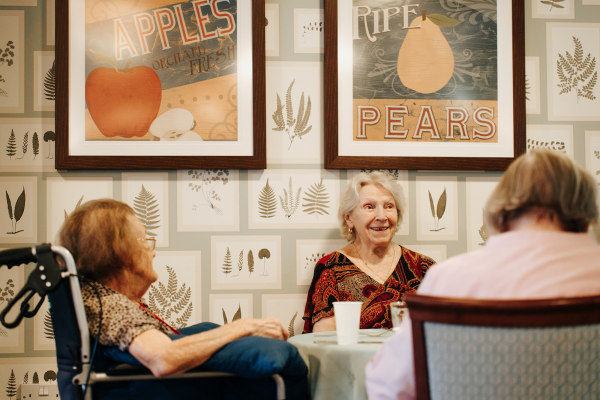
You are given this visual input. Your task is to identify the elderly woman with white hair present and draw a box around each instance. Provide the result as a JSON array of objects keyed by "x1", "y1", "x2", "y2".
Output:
[{"x1": 302, "y1": 171, "x2": 435, "y2": 333}]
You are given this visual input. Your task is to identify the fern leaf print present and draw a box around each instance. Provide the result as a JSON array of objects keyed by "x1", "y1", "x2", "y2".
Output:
[
  {"x1": 302, "y1": 178, "x2": 330, "y2": 215},
  {"x1": 236, "y1": 250, "x2": 243, "y2": 276},
  {"x1": 294, "y1": 96, "x2": 312, "y2": 138},
  {"x1": 144, "y1": 266, "x2": 193, "y2": 328},
  {"x1": 222, "y1": 247, "x2": 233, "y2": 275},
  {"x1": 6, "y1": 129, "x2": 16, "y2": 159},
  {"x1": 285, "y1": 79, "x2": 296, "y2": 127},
  {"x1": 43, "y1": 60, "x2": 56, "y2": 101},
  {"x1": 272, "y1": 94, "x2": 285, "y2": 131},
  {"x1": 6, "y1": 369, "x2": 16, "y2": 398},
  {"x1": 296, "y1": 92, "x2": 305, "y2": 134},
  {"x1": 167, "y1": 267, "x2": 178, "y2": 294},
  {"x1": 172, "y1": 288, "x2": 191, "y2": 315},
  {"x1": 556, "y1": 36, "x2": 598, "y2": 102},
  {"x1": 288, "y1": 312, "x2": 298, "y2": 337},
  {"x1": 279, "y1": 177, "x2": 302, "y2": 219},
  {"x1": 43, "y1": 310, "x2": 54, "y2": 339},
  {"x1": 133, "y1": 185, "x2": 161, "y2": 238},
  {"x1": 271, "y1": 79, "x2": 312, "y2": 149},
  {"x1": 174, "y1": 303, "x2": 193, "y2": 327},
  {"x1": 17, "y1": 131, "x2": 27, "y2": 159},
  {"x1": 258, "y1": 179, "x2": 277, "y2": 218}
]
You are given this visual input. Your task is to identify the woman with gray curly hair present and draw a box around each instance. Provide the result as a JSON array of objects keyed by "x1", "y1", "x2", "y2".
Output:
[{"x1": 302, "y1": 171, "x2": 435, "y2": 333}]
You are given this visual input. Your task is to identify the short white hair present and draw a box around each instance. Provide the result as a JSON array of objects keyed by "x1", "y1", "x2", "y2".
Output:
[{"x1": 339, "y1": 171, "x2": 404, "y2": 241}]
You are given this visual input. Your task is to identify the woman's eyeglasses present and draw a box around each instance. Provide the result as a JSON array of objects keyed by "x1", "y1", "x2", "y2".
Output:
[{"x1": 138, "y1": 237, "x2": 156, "y2": 250}]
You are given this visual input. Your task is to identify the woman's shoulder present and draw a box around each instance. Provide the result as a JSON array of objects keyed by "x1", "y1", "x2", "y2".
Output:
[
  {"x1": 310, "y1": 250, "x2": 354, "y2": 282},
  {"x1": 81, "y1": 281, "x2": 139, "y2": 312},
  {"x1": 316, "y1": 250, "x2": 350, "y2": 267},
  {"x1": 400, "y1": 246, "x2": 436, "y2": 267}
]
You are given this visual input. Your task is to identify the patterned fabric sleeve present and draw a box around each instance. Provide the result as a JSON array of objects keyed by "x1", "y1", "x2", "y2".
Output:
[
  {"x1": 302, "y1": 253, "x2": 339, "y2": 333},
  {"x1": 402, "y1": 247, "x2": 436, "y2": 280},
  {"x1": 82, "y1": 282, "x2": 168, "y2": 351},
  {"x1": 418, "y1": 253, "x2": 436, "y2": 278}
]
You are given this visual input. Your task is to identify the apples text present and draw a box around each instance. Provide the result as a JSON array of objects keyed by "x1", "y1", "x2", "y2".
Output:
[{"x1": 114, "y1": 0, "x2": 236, "y2": 60}]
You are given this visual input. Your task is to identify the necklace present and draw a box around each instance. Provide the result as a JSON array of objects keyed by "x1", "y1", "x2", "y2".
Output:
[{"x1": 352, "y1": 243, "x2": 398, "y2": 284}]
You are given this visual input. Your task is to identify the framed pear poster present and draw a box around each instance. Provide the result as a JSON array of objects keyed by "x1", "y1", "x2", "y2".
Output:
[
  {"x1": 324, "y1": 0, "x2": 525, "y2": 170},
  {"x1": 55, "y1": 0, "x2": 266, "y2": 169}
]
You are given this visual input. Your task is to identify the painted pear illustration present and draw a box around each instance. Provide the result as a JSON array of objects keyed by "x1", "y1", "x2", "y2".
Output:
[{"x1": 397, "y1": 11, "x2": 455, "y2": 94}]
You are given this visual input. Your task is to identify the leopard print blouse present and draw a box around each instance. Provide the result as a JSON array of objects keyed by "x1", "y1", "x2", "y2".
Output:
[{"x1": 81, "y1": 281, "x2": 172, "y2": 351}]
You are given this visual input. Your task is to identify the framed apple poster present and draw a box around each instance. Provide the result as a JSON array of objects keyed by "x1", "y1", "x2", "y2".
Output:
[
  {"x1": 56, "y1": 0, "x2": 265, "y2": 169},
  {"x1": 324, "y1": 0, "x2": 525, "y2": 170}
]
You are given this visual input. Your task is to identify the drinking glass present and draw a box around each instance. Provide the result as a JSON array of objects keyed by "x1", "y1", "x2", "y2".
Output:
[{"x1": 390, "y1": 301, "x2": 408, "y2": 332}]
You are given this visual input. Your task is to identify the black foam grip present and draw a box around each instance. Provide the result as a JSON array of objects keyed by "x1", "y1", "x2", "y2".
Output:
[{"x1": 0, "y1": 247, "x2": 35, "y2": 268}]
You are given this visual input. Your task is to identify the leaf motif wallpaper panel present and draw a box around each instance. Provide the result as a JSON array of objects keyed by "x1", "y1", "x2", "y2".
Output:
[{"x1": 1, "y1": 1, "x2": 600, "y2": 382}]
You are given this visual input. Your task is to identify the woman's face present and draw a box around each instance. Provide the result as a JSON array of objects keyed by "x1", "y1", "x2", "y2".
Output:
[
  {"x1": 129, "y1": 215, "x2": 158, "y2": 284},
  {"x1": 345, "y1": 183, "x2": 398, "y2": 248}
]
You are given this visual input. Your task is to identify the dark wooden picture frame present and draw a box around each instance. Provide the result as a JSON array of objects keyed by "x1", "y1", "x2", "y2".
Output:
[
  {"x1": 324, "y1": 0, "x2": 525, "y2": 170},
  {"x1": 56, "y1": 0, "x2": 265, "y2": 170}
]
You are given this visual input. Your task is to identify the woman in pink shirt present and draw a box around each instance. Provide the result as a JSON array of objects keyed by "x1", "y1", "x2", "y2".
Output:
[{"x1": 366, "y1": 149, "x2": 600, "y2": 400}]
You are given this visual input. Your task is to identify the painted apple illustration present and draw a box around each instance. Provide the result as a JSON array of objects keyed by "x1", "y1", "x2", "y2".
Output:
[{"x1": 85, "y1": 66, "x2": 162, "y2": 138}]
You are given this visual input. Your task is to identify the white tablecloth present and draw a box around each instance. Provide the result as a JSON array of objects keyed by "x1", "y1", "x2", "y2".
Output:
[{"x1": 289, "y1": 329, "x2": 392, "y2": 400}]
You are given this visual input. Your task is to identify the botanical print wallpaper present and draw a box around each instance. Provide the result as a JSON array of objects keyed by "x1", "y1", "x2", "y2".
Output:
[{"x1": 0, "y1": 1, "x2": 599, "y2": 397}]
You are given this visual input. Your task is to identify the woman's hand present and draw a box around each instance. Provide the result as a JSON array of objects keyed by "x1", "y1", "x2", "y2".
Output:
[{"x1": 232, "y1": 317, "x2": 289, "y2": 340}]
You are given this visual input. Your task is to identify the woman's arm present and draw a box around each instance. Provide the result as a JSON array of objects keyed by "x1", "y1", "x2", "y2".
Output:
[
  {"x1": 312, "y1": 316, "x2": 336, "y2": 332},
  {"x1": 303, "y1": 253, "x2": 340, "y2": 333},
  {"x1": 128, "y1": 317, "x2": 288, "y2": 377}
]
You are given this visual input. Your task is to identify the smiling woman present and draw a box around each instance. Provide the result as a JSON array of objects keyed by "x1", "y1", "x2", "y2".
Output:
[{"x1": 302, "y1": 171, "x2": 436, "y2": 333}]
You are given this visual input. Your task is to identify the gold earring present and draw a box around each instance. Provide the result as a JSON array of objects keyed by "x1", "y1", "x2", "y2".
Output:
[{"x1": 348, "y1": 227, "x2": 353, "y2": 235}]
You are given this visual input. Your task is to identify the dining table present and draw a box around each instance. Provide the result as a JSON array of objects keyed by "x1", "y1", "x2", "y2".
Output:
[{"x1": 288, "y1": 329, "x2": 393, "y2": 400}]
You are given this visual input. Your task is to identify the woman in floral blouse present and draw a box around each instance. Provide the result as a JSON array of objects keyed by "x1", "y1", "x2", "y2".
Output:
[{"x1": 303, "y1": 171, "x2": 435, "y2": 333}]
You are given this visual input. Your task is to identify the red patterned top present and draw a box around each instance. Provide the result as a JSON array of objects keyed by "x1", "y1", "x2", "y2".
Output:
[{"x1": 302, "y1": 247, "x2": 435, "y2": 333}]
